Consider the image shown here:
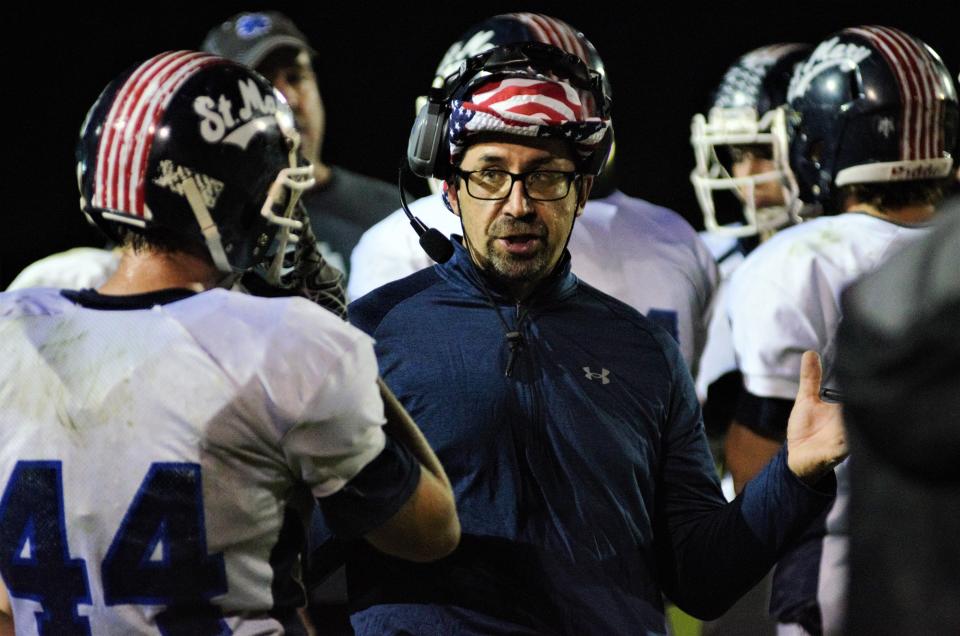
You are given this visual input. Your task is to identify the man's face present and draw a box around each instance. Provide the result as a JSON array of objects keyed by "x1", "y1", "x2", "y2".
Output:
[
  {"x1": 447, "y1": 138, "x2": 591, "y2": 296},
  {"x1": 729, "y1": 144, "x2": 785, "y2": 208},
  {"x1": 260, "y1": 50, "x2": 325, "y2": 164}
]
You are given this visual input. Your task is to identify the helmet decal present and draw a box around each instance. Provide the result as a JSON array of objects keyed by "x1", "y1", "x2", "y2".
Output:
[
  {"x1": 505, "y1": 13, "x2": 590, "y2": 63},
  {"x1": 151, "y1": 160, "x2": 225, "y2": 210},
  {"x1": 716, "y1": 44, "x2": 808, "y2": 110},
  {"x1": 79, "y1": 53, "x2": 314, "y2": 274},
  {"x1": 845, "y1": 26, "x2": 947, "y2": 160},
  {"x1": 785, "y1": 26, "x2": 958, "y2": 207},
  {"x1": 435, "y1": 30, "x2": 498, "y2": 84},
  {"x1": 192, "y1": 77, "x2": 279, "y2": 148},
  {"x1": 93, "y1": 51, "x2": 223, "y2": 218},
  {"x1": 788, "y1": 37, "x2": 872, "y2": 101}
]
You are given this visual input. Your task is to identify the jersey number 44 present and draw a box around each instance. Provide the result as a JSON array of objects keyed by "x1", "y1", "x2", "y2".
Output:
[{"x1": 0, "y1": 460, "x2": 229, "y2": 636}]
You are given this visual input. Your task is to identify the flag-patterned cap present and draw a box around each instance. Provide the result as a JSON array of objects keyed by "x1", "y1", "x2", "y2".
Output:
[{"x1": 448, "y1": 75, "x2": 610, "y2": 166}]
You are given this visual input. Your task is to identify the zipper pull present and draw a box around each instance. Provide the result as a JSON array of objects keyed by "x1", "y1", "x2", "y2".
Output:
[{"x1": 504, "y1": 331, "x2": 524, "y2": 377}]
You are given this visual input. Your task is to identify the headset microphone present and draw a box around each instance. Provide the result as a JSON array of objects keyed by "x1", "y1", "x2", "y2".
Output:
[{"x1": 398, "y1": 164, "x2": 454, "y2": 263}]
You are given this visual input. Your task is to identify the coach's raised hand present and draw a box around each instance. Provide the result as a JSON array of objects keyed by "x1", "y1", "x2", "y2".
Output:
[{"x1": 785, "y1": 351, "x2": 848, "y2": 484}]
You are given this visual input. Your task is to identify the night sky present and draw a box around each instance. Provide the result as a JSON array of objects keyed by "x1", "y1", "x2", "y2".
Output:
[{"x1": 5, "y1": 1, "x2": 958, "y2": 287}]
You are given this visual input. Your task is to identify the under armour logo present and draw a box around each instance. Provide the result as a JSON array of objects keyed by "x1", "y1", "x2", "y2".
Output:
[
  {"x1": 877, "y1": 117, "x2": 895, "y2": 138},
  {"x1": 583, "y1": 367, "x2": 610, "y2": 384}
]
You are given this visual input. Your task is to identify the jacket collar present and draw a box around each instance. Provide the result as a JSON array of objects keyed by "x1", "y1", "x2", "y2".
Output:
[{"x1": 436, "y1": 236, "x2": 578, "y2": 305}]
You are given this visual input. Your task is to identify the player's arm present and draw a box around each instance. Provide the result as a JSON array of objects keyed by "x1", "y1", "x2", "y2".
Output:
[
  {"x1": 0, "y1": 577, "x2": 13, "y2": 636},
  {"x1": 291, "y1": 327, "x2": 459, "y2": 564},
  {"x1": 361, "y1": 378, "x2": 458, "y2": 562}
]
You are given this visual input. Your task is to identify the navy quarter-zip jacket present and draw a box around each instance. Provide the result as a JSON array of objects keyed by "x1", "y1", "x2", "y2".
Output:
[{"x1": 346, "y1": 240, "x2": 835, "y2": 635}]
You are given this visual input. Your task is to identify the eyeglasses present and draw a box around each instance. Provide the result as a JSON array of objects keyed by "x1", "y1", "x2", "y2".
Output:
[{"x1": 455, "y1": 168, "x2": 581, "y2": 201}]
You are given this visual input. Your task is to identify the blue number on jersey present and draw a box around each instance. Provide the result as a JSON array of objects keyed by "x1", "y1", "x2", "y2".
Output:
[
  {"x1": 0, "y1": 461, "x2": 230, "y2": 636},
  {"x1": 647, "y1": 309, "x2": 679, "y2": 342},
  {"x1": 102, "y1": 463, "x2": 229, "y2": 635},
  {"x1": 0, "y1": 462, "x2": 91, "y2": 636}
]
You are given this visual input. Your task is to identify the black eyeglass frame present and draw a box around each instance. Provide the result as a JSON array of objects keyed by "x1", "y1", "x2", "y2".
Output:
[{"x1": 453, "y1": 167, "x2": 582, "y2": 202}]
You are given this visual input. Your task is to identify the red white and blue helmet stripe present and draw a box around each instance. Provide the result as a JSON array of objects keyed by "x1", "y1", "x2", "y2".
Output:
[
  {"x1": 92, "y1": 51, "x2": 225, "y2": 219},
  {"x1": 845, "y1": 26, "x2": 949, "y2": 161}
]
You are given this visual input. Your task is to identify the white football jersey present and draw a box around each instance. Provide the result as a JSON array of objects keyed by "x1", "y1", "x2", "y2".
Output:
[
  {"x1": 0, "y1": 288, "x2": 387, "y2": 635},
  {"x1": 727, "y1": 212, "x2": 931, "y2": 400},
  {"x1": 6, "y1": 247, "x2": 121, "y2": 291},
  {"x1": 349, "y1": 191, "x2": 718, "y2": 374}
]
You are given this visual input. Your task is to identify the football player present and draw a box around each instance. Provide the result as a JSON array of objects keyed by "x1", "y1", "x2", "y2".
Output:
[
  {"x1": 689, "y1": 42, "x2": 811, "y2": 636},
  {"x1": 348, "y1": 12, "x2": 718, "y2": 377},
  {"x1": 0, "y1": 54, "x2": 458, "y2": 635},
  {"x1": 8, "y1": 10, "x2": 399, "y2": 292},
  {"x1": 726, "y1": 26, "x2": 958, "y2": 634},
  {"x1": 690, "y1": 43, "x2": 811, "y2": 490}
]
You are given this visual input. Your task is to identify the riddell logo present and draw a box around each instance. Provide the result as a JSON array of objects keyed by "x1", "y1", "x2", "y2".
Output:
[
  {"x1": 890, "y1": 163, "x2": 946, "y2": 180},
  {"x1": 194, "y1": 79, "x2": 277, "y2": 149}
]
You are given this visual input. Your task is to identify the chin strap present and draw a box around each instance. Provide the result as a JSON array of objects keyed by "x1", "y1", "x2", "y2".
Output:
[{"x1": 182, "y1": 177, "x2": 233, "y2": 274}]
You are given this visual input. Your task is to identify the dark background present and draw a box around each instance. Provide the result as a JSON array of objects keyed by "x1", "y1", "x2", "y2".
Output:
[{"x1": 4, "y1": 1, "x2": 958, "y2": 288}]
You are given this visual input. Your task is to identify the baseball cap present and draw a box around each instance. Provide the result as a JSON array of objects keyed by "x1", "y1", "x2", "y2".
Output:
[{"x1": 201, "y1": 11, "x2": 315, "y2": 70}]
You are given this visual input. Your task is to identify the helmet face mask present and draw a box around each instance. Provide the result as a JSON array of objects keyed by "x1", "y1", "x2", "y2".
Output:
[
  {"x1": 691, "y1": 106, "x2": 798, "y2": 238},
  {"x1": 690, "y1": 44, "x2": 810, "y2": 238},
  {"x1": 77, "y1": 52, "x2": 314, "y2": 275},
  {"x1": 785, "y1": 27, "x2": 959, "y2": 214}
]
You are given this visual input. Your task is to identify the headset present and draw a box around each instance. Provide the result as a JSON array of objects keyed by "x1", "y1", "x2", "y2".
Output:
[
  {"x1": 406, "y1": 42, "x2": 613, "y2": 181},
  {"x1": 401, "y1": 42, "x2": 612, "y2": 264}
]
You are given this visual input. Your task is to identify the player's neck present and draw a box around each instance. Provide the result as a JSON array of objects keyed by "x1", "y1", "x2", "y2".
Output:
[
  {"x1": 844, "y1": 201, "x2": 936, "y2": 225},
  {"x1": 98, "y1": 248, "x2": 222, "y2": 295}
]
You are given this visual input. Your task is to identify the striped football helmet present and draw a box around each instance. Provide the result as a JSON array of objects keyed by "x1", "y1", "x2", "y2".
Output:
[
  {"x1": 76, "y1": 52, "x2": 314, "y2": 273},
  {"x1": 782, "y1": 26, "x2": 958, "y2": 213}
]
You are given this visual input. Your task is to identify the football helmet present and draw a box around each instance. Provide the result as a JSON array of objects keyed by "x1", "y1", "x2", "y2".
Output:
[
  {"x1": 412, "y1": 14, "x2": 613, "y2": 186},
  {"x1": 431, "y1": 13, "x2": 610, "y2": 102},
  {"x1": 783, "y1": 26, "x2": 958, "y2": 212},
  {"x1": 690, "y1": 44, "x2": 810, "y2": 238},
  {"x1": 77, "y1": 51, "x2": 314, "y2": 274}
]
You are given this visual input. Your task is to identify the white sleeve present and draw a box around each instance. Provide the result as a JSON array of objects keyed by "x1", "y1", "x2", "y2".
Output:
[
  {"x1": 257, "y1": 300, "x2": 388, "y2": 497},
  {"x1": 279, "y1": 332, "x2": 387, "y2": 498},
  {"x1": 7, "y1": 248, "x2": 120, "y2": 291},
  {"x1": 347, "y1": 211, "x2": 432, "y2": 301},
  {"x1": 727, "y1": 271, "x2": 821, "y2": 401}
]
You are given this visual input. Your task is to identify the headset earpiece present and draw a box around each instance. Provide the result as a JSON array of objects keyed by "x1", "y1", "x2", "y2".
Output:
[{"x1": 407, "y1": 90, "x2": 451, "y2": 180}]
